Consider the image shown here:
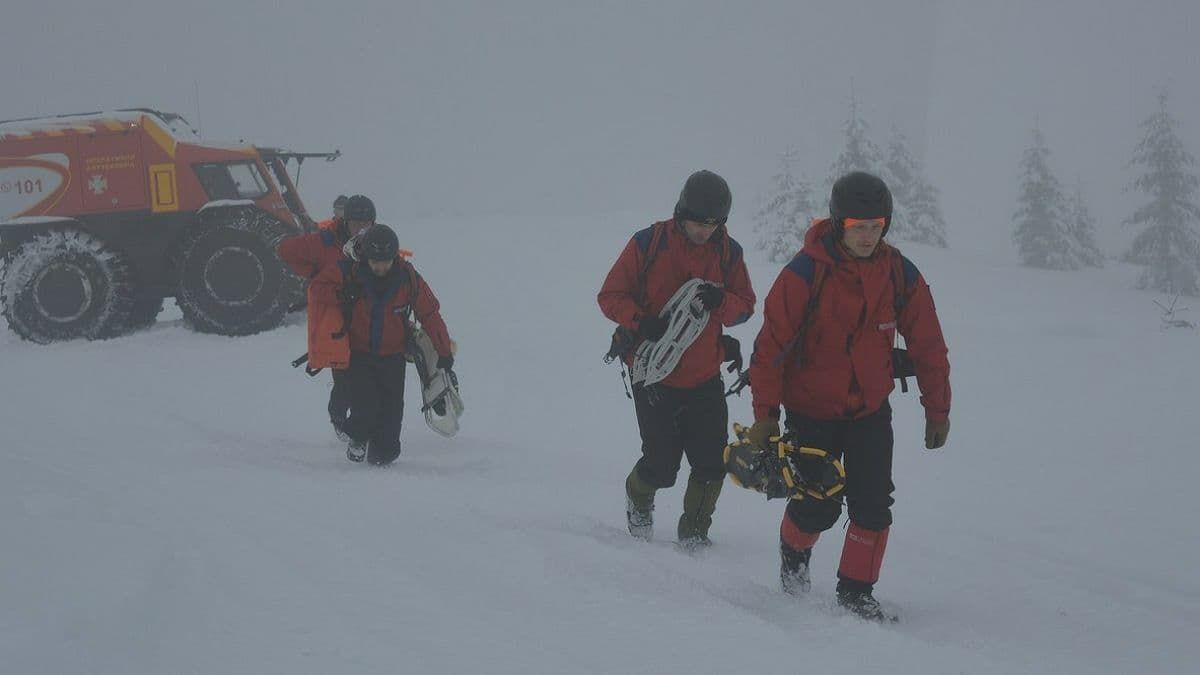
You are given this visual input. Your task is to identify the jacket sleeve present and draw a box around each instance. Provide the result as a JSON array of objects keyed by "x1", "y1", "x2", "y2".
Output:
[
  {"x1": 277, "y1": 233, "x2": 322, "y2": 279},
  {"x1": 308, "y1": 260, "x2": 347, "y2": 308},
  {"x1": 410, "y1": 266, "x2": 453, "y2": 358},
  {"x1": 750, "y1": 266, "x2": 810, "y2": 421},
  {"x1": 897, "y1": 269, "x2": 951, "y2": 422},
  {"x1": 597, "y1": 237, "x2": 646, "y2": 330},
  {"x1": 712, "y1": 253, "x2": 755, "y2": 327}
]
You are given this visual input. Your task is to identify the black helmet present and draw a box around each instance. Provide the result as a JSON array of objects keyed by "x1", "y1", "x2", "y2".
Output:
[
  {"x1": 829, "y1": 171, "x2": 892, "y2": 233},
  {"x1": 359, "y1": 224, "x2": 399, "y2": 261},
  {"x1": 343, "y1": 194, "x2": 376, "y2": 223},
  {"x1": 675, "y1": 170, "x2": 732, "y2": 225},
  {"x1": 333, "y1": 194, "x2": 349, "y2": 209}
]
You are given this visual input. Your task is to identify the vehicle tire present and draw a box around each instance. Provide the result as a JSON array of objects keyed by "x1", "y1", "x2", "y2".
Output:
[
  {"x1": 174, "y1": 209, "x2": 301, "y2": 336},
  {"x1": 0, "y1": 229, "x2": 136, "y2": 343}
]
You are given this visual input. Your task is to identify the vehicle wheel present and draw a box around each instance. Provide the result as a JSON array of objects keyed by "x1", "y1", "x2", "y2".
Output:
[
  {"x1": 174, "y1": 209, "x2": 301, "y2": 336},
  {"x1": 0, "y1": 229, "x2": 135, "y2": 343}
]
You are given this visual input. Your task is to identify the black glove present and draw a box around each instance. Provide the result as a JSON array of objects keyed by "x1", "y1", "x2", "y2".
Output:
[
  {"x1": 336, "y1": 283, "x2": 361, "y2": 304},
  {"x1": 637, "y1": 315, "x2": 669, "y2": 342},
  {"x1": 436, "y1": 354, "x2": 455, "y2": 371},
  {"x1": 719, "y1": 334, "x2": 743, "y2": 373},
  {"x1": 696, "y1": 283, "x2": 725, "y2": 311}
]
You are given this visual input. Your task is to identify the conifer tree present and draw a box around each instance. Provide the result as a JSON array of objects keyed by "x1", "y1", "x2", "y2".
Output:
[
  {"x1": 884, "y1": 127, "x2": 948, "y2": 247},
  {"x1": 829, "y1": 95, "x2": 883, "y2": 188},
  {"x1": 1064, "y1": 183, "x2": 1105, "y2": 268},
  {"x1": 754, "y1": 149, "x2": 816, "y2": 263},
  {"x1": 1123, "y1": 91, "x2": 1200, "y2": 295},
  {"x1": 1012, "y1": 128, "x2": 1076, "y2": 269}
]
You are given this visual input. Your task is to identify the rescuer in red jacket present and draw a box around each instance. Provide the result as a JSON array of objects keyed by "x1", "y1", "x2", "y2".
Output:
[
  {"x1": 598, "y1": 170, "x2": 756, "y2": 549},
  {"x1": 316, "y1": 194, "x2": 348, "y2": 231},
  {"x1": 747, "y1": 171, "x2": 951, "y2": 620},
  {"x1": 278, "y1": 195, "x2": 377, "y2": 439},
  {"x1": 310, "y1": 223, "x2": 453, "y2": 465}
]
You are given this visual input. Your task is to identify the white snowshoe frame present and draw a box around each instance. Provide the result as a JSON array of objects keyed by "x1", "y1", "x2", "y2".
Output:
[
  {"x1": 630, "y1": 278, "x2": 710, "y2": 388},
  {"x1": 408, "y1": 326, "x2": 463, "y2": 438}
]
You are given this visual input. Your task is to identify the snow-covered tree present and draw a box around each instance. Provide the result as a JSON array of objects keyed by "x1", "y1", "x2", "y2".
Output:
[
  {"x1": 828, "y1": 95, "x2": 882, "y2": 188},
  {"x1": 754, "y1": 149, "x2": 816, "y2": 263},
  {"x1": 903, "y1": 178, "x2": 950, "y2": 249},
  {"x1": 881, "y1": 127, "x2": 914, "y2": 238},
  {"x1": 1012, "y1": 128, "x2": 1077, "y2": 269},
  {"x1": 883, "y1": 127, "x2": 948, "y2": 247},
  {"x1": 1122, "y1": 91, "x2": 1200, "y2": 295},
  {"x1": 1064, "y1": 183, "x2": 1105, "y2": 268}
]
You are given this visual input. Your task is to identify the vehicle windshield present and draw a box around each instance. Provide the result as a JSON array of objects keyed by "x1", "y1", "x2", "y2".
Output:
[{"x1": 194, "y1": 161, "x2": 270, "y2": 201}]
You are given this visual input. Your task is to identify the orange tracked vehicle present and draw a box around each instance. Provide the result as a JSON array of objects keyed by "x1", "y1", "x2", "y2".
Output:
[{"x1": 0, "y1": 108, "x2": 338, "y2": 343}]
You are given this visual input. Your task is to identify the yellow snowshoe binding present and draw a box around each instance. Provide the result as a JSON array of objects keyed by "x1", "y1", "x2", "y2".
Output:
[{"x1": 724, "y1": 422, "x2": 846, "y2": 501}]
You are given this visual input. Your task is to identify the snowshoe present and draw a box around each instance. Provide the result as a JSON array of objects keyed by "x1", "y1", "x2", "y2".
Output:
[
  {"x1": 408, "y1": 326, "x2": 464, "y2": 438},
  {"x1": 346, "y1": 439, "x2": 367, "y2": 463},
  {"x1": 629, "y1": 278, "x2": 710, "y2": 388},
  {"x1": 724, "y1": 422, "x2": 846, "y2": 501}
]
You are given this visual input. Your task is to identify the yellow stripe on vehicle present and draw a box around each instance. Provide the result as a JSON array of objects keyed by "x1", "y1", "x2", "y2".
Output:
[{"x1": 141, "y1": 115, "x2": 177, "y2": 159}]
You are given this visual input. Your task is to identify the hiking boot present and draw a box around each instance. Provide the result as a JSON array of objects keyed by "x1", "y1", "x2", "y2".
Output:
[
  {"x1": 625, "y1": 467, "x2": 656, "y2": 540},
  {"x1": 675, "y1": 535, "x2": 712, "y2": 554},
  {"x1": 836, "y1": 586, "x2": 889, "y2": 622},
  {"x1": 780, "y1": 543, "x2": 812, "y2": 595},
  {"x1": 677, "y1": 474, "x2": 724, "y2": 547},
  {"x1": 346, "y1": 439, "x2": 367, "y2": 463},
  {"x1": 331, "y1": 417, "x2": 351, "y2": 443}
]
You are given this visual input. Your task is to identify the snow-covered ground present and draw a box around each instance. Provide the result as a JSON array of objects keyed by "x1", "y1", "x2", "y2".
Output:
[{"x1": 2, "y1": 212, "x2": 1198, "y2": 674}]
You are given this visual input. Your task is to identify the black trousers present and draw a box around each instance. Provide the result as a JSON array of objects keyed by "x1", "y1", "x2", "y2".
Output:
[
  {"x1": 783, "y1": 401, "x2": 895, "y2": 533},
  {"x1": 328, "y1": 367, "x2": 351, "y2": 423},
  {"x1": 344, "y1": 352, "x2": 407, "y2": 465},
  {"x1": 632, "y1": 376, "x2": 728, "y2": 487}
]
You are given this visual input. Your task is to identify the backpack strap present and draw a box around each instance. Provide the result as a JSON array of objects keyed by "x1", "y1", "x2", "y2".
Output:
[
  {"x1": 396, "y1": 259, "x2": 416, "y2": 326},
  {"x1": 887, "y1": 246, "x2": 920, "y2": 392},
  {"x1": 332, "y1": 259, "x2": 359, "y2": 340},
  {"x1": 633, "y1": 221, "x2": 668, "y2": 308},
  {"x1": 719, "y1": 232, "x2": 742, "y2": 286},
  {"x1": 783, "y1": 255, "x2": 829, "y2": 368},
  {"x1": 728, "y1": 252, "x2": 825, "y2": 398},
  {"x1": 889, "y1": 246, "x2": 912, "y2": 315}
]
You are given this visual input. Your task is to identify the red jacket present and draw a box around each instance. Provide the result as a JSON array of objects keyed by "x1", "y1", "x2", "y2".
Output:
[
  {"x1": 277, "y1": 228, "x2": 346, "y2": 281},
  {"x1": 598, "y1": 219, "x2": 756, "y2": 389},
  {"x1": 750, "y1": 219, "x2": 950, "y2": 423},
  {"x1": 310, "y1": 258, "x2": 452, "y2": 359}
]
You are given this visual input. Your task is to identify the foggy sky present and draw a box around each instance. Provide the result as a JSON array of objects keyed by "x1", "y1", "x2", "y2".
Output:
[{"x1": 3, "y1": 0, "x2": 1197, "y2": 258}]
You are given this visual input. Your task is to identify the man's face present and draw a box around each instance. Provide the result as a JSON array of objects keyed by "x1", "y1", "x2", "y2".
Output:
[
  {"x1": 367, "y1": 258, "x2": 394, "y2": 277},
  {"x1": 682, "y1": 219, "x2": 721, "y2": 245},
  {"x1": 334, "y1": 206, "x2": 345, "y2": 220},
  {"x1": 841, "y1": 217, "x2": 886, "y2": 258},
  {"x1": 347, "y1": 219, "x2": 373, "y2": 236}
]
